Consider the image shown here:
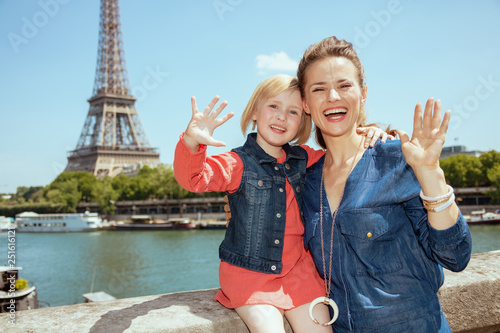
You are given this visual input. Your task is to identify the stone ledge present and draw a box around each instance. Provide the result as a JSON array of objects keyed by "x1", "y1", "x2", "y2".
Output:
[
  {"x1": 1, "y1": 251, "x2": 499, "y2": 333},
  {"x1": 438, "y1": 250, "x2": 500, "y2": 333}
]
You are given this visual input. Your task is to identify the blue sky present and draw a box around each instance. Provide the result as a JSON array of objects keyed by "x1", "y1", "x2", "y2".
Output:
[{"x1": 1, "y1": 0, "x2": 499, "y2": 194}]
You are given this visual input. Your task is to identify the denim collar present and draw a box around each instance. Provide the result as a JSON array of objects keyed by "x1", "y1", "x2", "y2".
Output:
[{"x1": 242, "y1": 133, "x2": 305, "y2": 164}]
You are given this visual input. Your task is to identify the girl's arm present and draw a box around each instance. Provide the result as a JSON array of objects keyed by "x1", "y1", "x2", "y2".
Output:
[
  {"x1": 357, "y1": 126, "x2": 395, "y2": 148},
  {"x1": 174, "y1": 135, "x2": 242, "y2": 193},
  {"x1": 174, "y1": 96, "x2": 241, "y2": 193}
]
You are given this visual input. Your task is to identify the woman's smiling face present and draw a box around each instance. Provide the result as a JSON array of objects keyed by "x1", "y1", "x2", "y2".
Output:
[{"x1": 302, "y1": 56, "x2": 367, "y2": 139}]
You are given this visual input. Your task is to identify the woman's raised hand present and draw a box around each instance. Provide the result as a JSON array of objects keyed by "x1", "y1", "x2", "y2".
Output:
[
  {"x1": 397, "y1": 98, "x2": 450, "y2": 171},
  {"x1": 183, "y1": 96, "x2": 234, "y2": 151}
]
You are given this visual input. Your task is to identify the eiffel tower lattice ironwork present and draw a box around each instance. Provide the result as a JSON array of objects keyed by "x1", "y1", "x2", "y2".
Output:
[{"x1": 65, "y1": 0, "x2": 160, "y2": 177}]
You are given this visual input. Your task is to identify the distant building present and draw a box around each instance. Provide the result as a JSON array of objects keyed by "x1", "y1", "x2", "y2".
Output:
[{"x1": 440, "y1": 145, "x2": 484, "y2": 159}]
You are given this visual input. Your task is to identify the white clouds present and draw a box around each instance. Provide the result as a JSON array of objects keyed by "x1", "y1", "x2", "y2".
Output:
[{"x1": 255, "y1": 52, "x2": 298, "y2": 75}]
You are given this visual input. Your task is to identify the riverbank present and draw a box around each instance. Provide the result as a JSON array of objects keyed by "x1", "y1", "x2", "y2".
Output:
[
  {"x1": 0, "y1": 229, "x2": 225, "y2": 308},
  {"x1": 2, "y1": 251, "x2": 499, "y2": 332},
  {"x1": 1, "y1": 225, "x2": 499, "y2": 309}
]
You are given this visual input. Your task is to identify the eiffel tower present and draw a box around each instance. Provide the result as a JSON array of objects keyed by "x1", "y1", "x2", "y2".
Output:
[{"x1": 65, "y1": 0, "x2": 160, "y2": 177}]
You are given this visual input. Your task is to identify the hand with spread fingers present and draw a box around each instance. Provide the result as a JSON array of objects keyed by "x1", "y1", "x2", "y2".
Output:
[
  {"x1": 183, "y1": 95, "x2": 234, "y2": 152},
  {"x1": 397, "y1": 98, "x2": 449, "y2": 172},
  {"x1": 397, "y1": 97, "x2": 459, "y2": 229}
]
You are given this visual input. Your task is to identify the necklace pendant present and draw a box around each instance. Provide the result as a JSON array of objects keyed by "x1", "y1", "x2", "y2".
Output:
[{"x1": 309, "y1": 296, "x2": 339, "y2": 326}]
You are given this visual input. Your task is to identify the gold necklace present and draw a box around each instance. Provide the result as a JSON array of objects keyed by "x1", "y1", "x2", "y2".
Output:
[{"x1": 309, "y1": 136, "x2": 364, "y2": 326}]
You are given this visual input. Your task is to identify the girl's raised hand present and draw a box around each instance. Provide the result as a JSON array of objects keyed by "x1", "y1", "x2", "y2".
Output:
[
  {"x1": 183, "y1": 96, "x2": 234, "y2": 151},
  {"x1": 397, "y1": 98, "x2": 450, "y2": 171},
  {"x1": 356, "y1": 126, "x2": 395, "y2": 148}
]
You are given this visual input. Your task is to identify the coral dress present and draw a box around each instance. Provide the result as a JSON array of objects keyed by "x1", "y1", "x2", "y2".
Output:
[{"x1": 174, "y1": 137, "x2": 326, "y2": 310}]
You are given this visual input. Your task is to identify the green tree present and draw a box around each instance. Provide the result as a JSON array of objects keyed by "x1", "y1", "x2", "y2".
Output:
[
  {"x1": 440, "y1": 154, "x2": 483, "y2": 187},
  {"x1": 13, "y1": 186, "x2": 45, "y2": 203},
  {"x1": 111, "y1": 174, "x2": 133, "y2": 200},
  {"x1": 28, "y1": 187, "x2": 45, "y2": 203},
  {"x1": 47, "y1": 171, "x2": 99, "y2": 202},
  {"x1": 44, "y1": 179, "x2": 82, "y2": 212},
  {"x1": 479, "y1": 150, "x2": 500, "y2": 186},
  {"x1": 115, "y1": 164, "x2": 195, "y2": 200},
  {"x1": 136, "y1": 165, "x2": 157, "y2": 199},
  {"x1": 487, "y1": 164, "x2": 500, "y2": 203},
  {"x1": 111, "y1": 173, "x2": 153, "y2": 201},
  {"x1": 7, "y1": 163, "x2": 225, "y2": 214},
  {"x1": 92, "y1": 177, "x2": 119, "y2": 215},
  {"x1": 129, "y1": 176, "x2": 152, "y2": 200},
  {"x1": 479, "y1": 150, "x2": 500, "y2": 170}
]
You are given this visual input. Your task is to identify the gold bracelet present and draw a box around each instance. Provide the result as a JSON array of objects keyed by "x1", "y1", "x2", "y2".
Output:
[
  {"x1": 424, "y1": 194, "x2": 455, "y2": 213},
  {"x1": 422, "y1": 196, "x2": 451, "y2": 206}
]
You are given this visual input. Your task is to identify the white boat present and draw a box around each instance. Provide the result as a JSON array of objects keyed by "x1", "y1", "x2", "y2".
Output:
[
  {"x1": 463, "y1": 209, "x2": 500, "y2": 225},
  {"x1": 15, "y1": 211, "x2": 102, "y2": 232},
  {"x1": 83, "y1": 291, "x2": 116, "y2": 303},
  {"x1": 0, "y1": 266, "x2": 38, "y2": 312},
  {"x1": 0, "y1": 216, "x2": 16, "y2": 232}
]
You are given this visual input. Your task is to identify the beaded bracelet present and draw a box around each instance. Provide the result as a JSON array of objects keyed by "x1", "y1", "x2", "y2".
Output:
[
  {"x1": 420, "y1": 185, "x2": 454, "y2": 202},
  {"x1": 423, "y1": 194, "x2": 455, "y2": 213}
]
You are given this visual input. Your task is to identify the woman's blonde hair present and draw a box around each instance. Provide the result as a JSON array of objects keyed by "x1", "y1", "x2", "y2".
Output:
[{"x1": 240, "y1": 74, "x2": 312, "y2": 145}]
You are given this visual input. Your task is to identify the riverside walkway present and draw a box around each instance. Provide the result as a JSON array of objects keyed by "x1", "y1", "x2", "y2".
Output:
[{"x1": 1, "y1": 251, "x2": 499, "y2": 332}]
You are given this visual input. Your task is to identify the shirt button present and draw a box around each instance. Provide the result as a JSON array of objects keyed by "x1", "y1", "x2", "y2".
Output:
[
  {"x1": 271, "y1": 265, "x2": 277, "y2": 271},
  {"x1": 279, "y1": 188, "x2": 284, "y2": 193},
  {"x1": 258, "y1": 180, "x2": 263, "y2": 187},
  {"x1": 274, "y1": 239, "x2": 280, "y2": 244},
  {"x1": 285, "y1": 164, "x2": 290, "y2": 170},
  {"x1": 296, "y1": 186, "x2": 301, "y2": 193},
  {"x1": 274, "y1": 166, "x2": 279, "y2": 171},
  {"x1": 367, "y1": 232, "x2": 373, "y2": 238},
  {"x1": 276, "y1": 213, "x2": 281, "y2": 218}
]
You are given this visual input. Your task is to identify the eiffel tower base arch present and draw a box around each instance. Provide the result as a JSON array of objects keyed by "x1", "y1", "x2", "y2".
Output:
[{"x1": 65, "y1": 148, "x2": 160, "y2": 177}]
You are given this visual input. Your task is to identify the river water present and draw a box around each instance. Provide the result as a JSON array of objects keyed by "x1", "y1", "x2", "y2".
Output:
[{"x1": 1, "y1": 225, "x2": 499, "y2": 308}]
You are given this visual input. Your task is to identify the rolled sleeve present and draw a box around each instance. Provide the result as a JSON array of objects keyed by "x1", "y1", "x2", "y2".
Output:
[
  {"x1": 174, "y1": 132, "x2": 242, "y2": 193},
  {"x1": 427, "y1": 211, "x2": 472, "y2": 272},
  {"x1": 174, "y1": 133, "x2": 208, "y2": 191}
]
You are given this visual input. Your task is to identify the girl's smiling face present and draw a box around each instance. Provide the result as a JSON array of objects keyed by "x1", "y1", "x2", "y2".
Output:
[{"x1": 252, "y1": 89, "x2": 304, "y2": 157}]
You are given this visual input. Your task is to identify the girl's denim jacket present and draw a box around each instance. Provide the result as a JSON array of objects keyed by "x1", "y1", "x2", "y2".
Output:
[
  {"x1": 302, "y1": 140, "x2": 472, "y2": 332},
  {"x1": 220, "y1": 133, "x2": 308, "y2": 274}
]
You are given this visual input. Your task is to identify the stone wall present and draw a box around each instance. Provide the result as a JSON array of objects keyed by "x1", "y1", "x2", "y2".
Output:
[
  {"x1": 437, "y1": 250, "x2": 500, "y2": 333},
  {"x1": 1, "y1": 251, "x2": 499, "y2": 333}
]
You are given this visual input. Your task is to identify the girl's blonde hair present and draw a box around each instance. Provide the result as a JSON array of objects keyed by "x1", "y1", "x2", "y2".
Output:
[{"x1": 240, "y1": 74, "x2": 312, "y2": 145}]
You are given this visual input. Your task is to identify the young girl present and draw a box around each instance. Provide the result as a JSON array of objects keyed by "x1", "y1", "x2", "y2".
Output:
[{"x1": 174, "y1": 75, "x2": 388, "y2": 333}]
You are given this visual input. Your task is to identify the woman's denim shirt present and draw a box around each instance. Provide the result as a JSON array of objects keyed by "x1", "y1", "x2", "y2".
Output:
[
  {"x1": 303, "y1": 140, "x2": 472, "y2": 332},
  {"x1": 220, "y1": 133, "x2": 308, "y2": 274}
]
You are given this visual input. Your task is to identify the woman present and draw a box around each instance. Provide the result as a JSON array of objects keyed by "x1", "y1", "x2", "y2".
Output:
[{"x1": 298, "y1": 36, "x2": 472, "y2": 332}]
